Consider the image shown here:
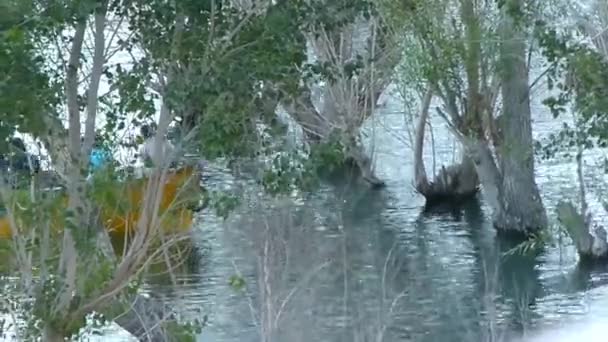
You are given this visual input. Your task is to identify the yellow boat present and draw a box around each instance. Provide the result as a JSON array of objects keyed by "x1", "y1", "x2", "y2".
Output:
[{"x1": 0, "y1": 166, "x2": 201, "y2": 239}]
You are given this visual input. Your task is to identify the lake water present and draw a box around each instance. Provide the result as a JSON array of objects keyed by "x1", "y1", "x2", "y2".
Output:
[
  {"x1": 2, "y1": 81, "x2": 605, "y2": 341},
  {"x1": 2, "y1": 84, "x2": 605, "y2": 341},
  {"x1": 4, "y1": 10, "x2": 607, "y2": 341},
  {"x1": 128, "y1": 84, "x2": 608, "y2": 342}
]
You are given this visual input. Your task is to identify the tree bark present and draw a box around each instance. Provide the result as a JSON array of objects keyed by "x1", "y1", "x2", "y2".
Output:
[
  {"x1": 82, "y1": 0, "x2": 108, "y2": 160},
  {"x1": 280, "y1": 85, "x2": 330, "y2": 143},
  {"x1": 556, "y1": 201, "x2": 608, "y2": 261},
  {"x1": 56, "y1": 15, "x2": 88, "y2": 318},
  {"x1": 464, "y1": 139, "x2": 501, "y2": 211},
  {"x1": 281, "y1": 84, "x2": 385, "y2": 188},
  {"x1": 43, "y1": 326, "x2": 66, "y2": 342},
  {"x1": 114, "y1": 294, "x2": 175, "y2": 341},
  {"x1": 493, "y1": 0, "x2": 547, "y2": 235},
  {"x1": 556, "y1": 150, "x2": 608, "y2": 261}
]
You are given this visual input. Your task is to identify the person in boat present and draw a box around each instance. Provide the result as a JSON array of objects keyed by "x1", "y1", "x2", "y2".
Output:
[
  {"x1": 89, "y1": 134, "x2": 112, "y2": 172},
  {"x1": 139, "y1": 123, "x2": 176, "y2": 169}
]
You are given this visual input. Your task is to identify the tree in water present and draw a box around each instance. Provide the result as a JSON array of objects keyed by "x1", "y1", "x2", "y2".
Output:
[
  {"x1": 385, "y1": 0, "x2": 489, "y2": 207},
  {"x1": 280, "y1": 1, "x2": 400, "y2": 187},
  {"x1": 538, "y1": 0, "x2": 608, "y2": 260},
  {"x1": 489, "y1": 0, "x2": 547, "y2": 235},
  {"x1": 386, "y1": 0, "x2": 547, "y2": 235},
  {"x1": 175, "y1": 0, "x2": 401, "y2": 187}
]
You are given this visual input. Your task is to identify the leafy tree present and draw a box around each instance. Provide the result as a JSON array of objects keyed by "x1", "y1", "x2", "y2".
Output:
[
  {"x1": 386, "y1": 0, "x2": 548, "y2": 235},
  {"x1": 0, "y1": 0, "x2": 397, "y2": 339},
  {"x1": 0, "y1": 1, "x2": 61, "y2": 151},
  {"x1": 536, "y1": 1, "x2": 608, "y2": 259}
]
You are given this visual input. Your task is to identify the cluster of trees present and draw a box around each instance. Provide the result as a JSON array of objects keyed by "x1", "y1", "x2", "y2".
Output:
[
  {"x1": 0, "y1": 0, "x2": 396, "y2": 340},
  {"x1": 398, "y1": 0, "x2": 608, "y2": 258},
  {"x1": 1, "y1": 0, "x2": 608, "y2": 340}
]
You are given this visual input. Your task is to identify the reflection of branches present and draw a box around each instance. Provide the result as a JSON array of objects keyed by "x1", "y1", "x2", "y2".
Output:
[
  {"x1": 231, "y1": 260, "x2": 260, "y2": 328},
  {"x1": 373, "y1": 240, "x2": 408, "y2": 342},
  {"x1": 273, "y1": 260, "x2": 330, "y2": 328},
  {"x1": 256, "y1": 202, "x2": 327, "y2": 342},
  {"x1": 229, "y1": 198, "x2": 334, "y2": 342}
]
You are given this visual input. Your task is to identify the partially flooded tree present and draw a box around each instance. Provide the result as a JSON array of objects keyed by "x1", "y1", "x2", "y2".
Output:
[
  {"x1": 489, "y1": 0, "x2": 547, "y2": 235},
  {"x1": 388, "y1": 0, "x2": 547, "y2": 235},
  {"x1": 173, "y1": 0, "x2": 400, "y2": 187},
  {"x1": 384, "y1": 0, "x2": 493, "y2": 207},
  {"x1": 279, "y1": 1, "x2": 400, "y2": 187},
  {"x1": 539, "y1": 0, "x2": 608, "y2": 260}
]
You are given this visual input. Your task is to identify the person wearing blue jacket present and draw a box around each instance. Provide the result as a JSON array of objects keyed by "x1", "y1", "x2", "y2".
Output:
[{"x1": 88, "y1": 135, "x2": 112, "y2": 175}]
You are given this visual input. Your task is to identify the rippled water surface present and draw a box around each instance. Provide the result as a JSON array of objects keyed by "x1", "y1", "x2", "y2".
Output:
[{"x1": 125, "y1": 87, "x2": 608, "y2": 342}]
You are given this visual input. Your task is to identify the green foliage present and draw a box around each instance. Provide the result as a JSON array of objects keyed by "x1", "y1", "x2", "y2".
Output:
[
  {"x1": 261, "y1": 151, "x2": 317, "y2": 195},
  {"x1": 309, "y1": 132, "x2": 350, "y2": 175},
  {"x1": 0, "y1": 0, "x2": 112, "y2": 151},
  {"x1": 163, "y1": 318, "x2": 205, "y2": 342},
  {"x1": 206, "y1": 190, "x2": 240, "y2": 220},
  {"x1": 535, "y1": 19, "x2": 608, "y2": 159},
  {"x1": 110, "y1": 0, "x2": 308, "y2": 159},
  {"x1": 0, "y1": 0, "x2": 388, "y2": 339},
  {"x1": 260, "y1": 131, "x2": 358, "y2": 194},
  {"x1": 0, "y1": 25, "x2": 59, "y2": 150},
  {"x1": 228, "y1": 274, "x2": 246, "y2": 291},
  {"x1": 386, "y1": 0, "x2": 503, "y2": 133},
  {"x1": 503, "y1": 233, "x2": 545, "y2": 257},
  {"x1": 503, "y1": 220, "x2": 569, "y2": 257}
]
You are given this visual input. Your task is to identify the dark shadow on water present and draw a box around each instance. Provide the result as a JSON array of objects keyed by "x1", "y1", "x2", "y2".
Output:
[
  {"x1": 545, "y1": 259, "x2": 608, "y2": 295},
  {"x1": 420, "y1": 194, "x2": 483, "y2": 222},
  {"x1": 497, "y1": 237, "x2": 545, "y2": 336},
  {"x1": 423, "y1": 197, "x2": 546, "y2": 341},
  {"x1": 339, "y1": 185, "x2": 390, "y2": 220}
]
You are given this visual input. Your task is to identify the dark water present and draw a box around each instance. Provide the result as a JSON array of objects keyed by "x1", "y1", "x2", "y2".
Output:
[{"x1": 135, "y1": 87, "x2": 608, "y2": 342}]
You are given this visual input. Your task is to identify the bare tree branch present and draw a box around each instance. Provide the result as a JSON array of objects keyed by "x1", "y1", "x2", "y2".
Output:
[{"x1": 83, "y1": 0, "x2": 110, "y2": 161}]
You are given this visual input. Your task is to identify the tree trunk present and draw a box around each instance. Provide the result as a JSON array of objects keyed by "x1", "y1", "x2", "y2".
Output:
[
  {"x1": 342, "y1": 134, "x2": 385, "y2": 187},
  {"x1": 465, "y1": 139, "x2": 501, "y2": 211},
  {"x1": 43, "y1": 326, "x2": 66, "y2": 342},
  {"x1": 281, "y1": 85, "x2": 385, "y2": 187},
  {"x1": 556, "y1": 151, "x2": 608, "y2": 261},
  {"x1": 493, "y1": 0, "x2": 547, "y2": 235},
  {"x1": 557, "y1": 201, "x2": 608, "y2": 261},
  {"x1": 414, "y1": 89, "x2": 479, "y2": 207},
  {"x1": 276, "y1": 18, "x2": 398, "y2": 188},
  {"x1": 114, "y1": 294, "x2": 175, "y2": 341}
]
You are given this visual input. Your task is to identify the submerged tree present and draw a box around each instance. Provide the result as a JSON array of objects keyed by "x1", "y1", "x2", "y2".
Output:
[
  {"x1": 171, "y1": 0, "x2": 401, "y2": 187},
  {"x1": 539, "y1": 0, "x2": 608, "y2": 260},
  {"x1": 387, "y1": 0, "x2": 547, "y2": 235},
  {"x1": 383, "y1": 0, "x2": 489, "y2": 206},
  {"x1": 488, "y1": 0, "x2": 547, "y2": 235},
  {"x1": 279, "y1": 0, "x2": 400, "y2": 187}
]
